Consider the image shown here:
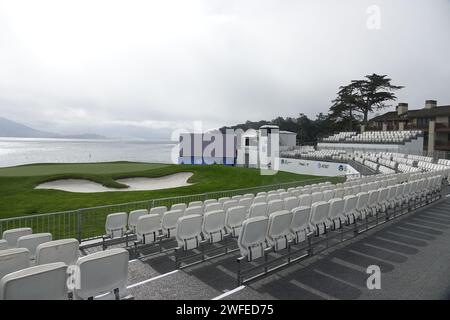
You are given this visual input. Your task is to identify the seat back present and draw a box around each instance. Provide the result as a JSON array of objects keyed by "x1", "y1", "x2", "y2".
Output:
[
  {"x1": 334, "y1": 188, "x2": 344, "y2": 199},
  {"x1": 377, "y1": 188, "x2": 389, "y2": 203},
  {"x1": 136, "y1": 214, "x2": 161, "y2": 244},
  {"x1": 205, "y1": 202, "x2": 222, "y2": 213},
  {"x1": 279, "y1": 192, "x2": 290, "y2": 200},
  {"x1": 311, "y1": 192, "x2": 323, "y2": 204},
  {"x1": 310, "y1": 201, "x2": 330, "y2": 227},
  {"x1": 290, "y1": 206, "x2": 311, "y2": 243},
  {"x1": 343, "y1": 187, "x2": 353, "y2": 197},
  {"x1": 0, "y1": 248, "x2": 30, "y2": 281},
  {"x1": 328, "y1": 198, "x2": 345, "y2": 221},
  {"x1": 232, "y1": 195, "x2": 243, "y2": 202},
  {"x1": 203, "y1": 199, "x2": 218, "y2": 207},
  {"x1": 105, "y1": 212, "x2": 128, "y2": 238},
  {"x1": 202, "y1": 210, "x2": 226, "y2": 243},
  {"x1": 238, "y1": 198, "x2": 253, "y2": 211},
  {"x1": 298, "y1": 194, "x2": 312, "y2": 207},
  {"x1": 267, "y1": 210, "x2": 292, "y2": 251},
  {"x1": 222, "y1": 200, "x2": 238, "y2": 213},
  {"x1": 368, "y1": 190, "x2": 380, "y2": 206},
  {"x1": 0, "y1": 262, "x2": 68, "y2": 300},
  {"x1": 322, "y1": 190, "x2": 335, "y2": 202},
  {"x1": 238, "y1": 217, "x2": 268, "y2": 261},
  {"x1": 396, "y1": 184, "x2": 405, "y2": 197},
  {"x1": 218, "y1": 197, "x2": 231, "y2": 205},
  {"x1": 267, "y1": 199, "x2": 284, "y2": 215},
  {"x1": 36, "y1": 239, "x2": 79, "y2": 266},
  {"x1": 388, "y1": 185, "x2": 398, "y2": 200},
  {"x1": 128, "y1": 209, "x2": 148, "y2": 233},
  {"x1": 75, "y1": 248, "x2": 129, "y2": 300},
  {"x1": 248, "y1": 203, "x2": 267, "y2": 218},
  {"x1": 266, "y1": 194, "x2": 280, "y2": 203},
  {"x1": 188, "y1": 201, "x2": 203, "y2": 209},
  {"x1": 284, "y1": 197, "x2": 299, "y2": 212},
  {"x1": 253, "y1": 196, "x2": 266, "y2": 204},
  {"x1": 356, "y1": 192, "x2": 369, "y2": 210},
  {"x1": 149, "y1": 206, "x2": 167, "y2": 219},
  {"x1": 176, "y1": 214, "x2": 203, "y2": 250},
  {"x1": 171, "y1": 203, "x2": 187, "y2": 212},
  {"x1": 344, "y1": 195, "x2": 358, "y2": 214},
  {"x1": 225, "y1": 206, "x2": 246, "y2": 237},
  {"x1": 161, "y1": 209, "x2": 184, "y2": 237},
  {"x1": 184, "y1": 206, "x2": 203, "y2": 216},
  {"x1": 17, "y1": 233, "x2": 52, "y2": 260},
  {"x1": 2, "y1": 228, "x2": 32, "y2": 248}
]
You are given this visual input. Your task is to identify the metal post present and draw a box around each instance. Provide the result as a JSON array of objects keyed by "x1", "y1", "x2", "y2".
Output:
[{"x1": 77, "y1": 210, "x2": 82, "y2": 243}]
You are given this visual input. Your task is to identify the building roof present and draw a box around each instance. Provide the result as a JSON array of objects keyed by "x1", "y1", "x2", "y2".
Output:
[
  {"x1": 370, "y1": 105, "x2": 450, "y2": 122},
  {"x1": 279, "y1": 130, "x2": 297, "y2": 135}
]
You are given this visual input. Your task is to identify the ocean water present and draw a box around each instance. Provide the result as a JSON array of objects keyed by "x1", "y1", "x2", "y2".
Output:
[{"x1": 0, "y1": 138, "x2": 177, "y2": 168}]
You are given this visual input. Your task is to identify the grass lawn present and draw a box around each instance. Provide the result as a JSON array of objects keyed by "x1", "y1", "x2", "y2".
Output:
[{"x1": 0, "y1": 162, "x2": 342, "y2": 240}]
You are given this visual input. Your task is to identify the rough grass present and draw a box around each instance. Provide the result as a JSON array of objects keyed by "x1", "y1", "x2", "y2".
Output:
[{"x1": 0, "y1": 162, "x2": 340, "y2": 219}]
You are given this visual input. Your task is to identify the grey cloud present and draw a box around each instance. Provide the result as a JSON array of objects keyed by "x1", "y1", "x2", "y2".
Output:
[{"x1": 0, "y1": 0, "x2": 449, "y2": 139}]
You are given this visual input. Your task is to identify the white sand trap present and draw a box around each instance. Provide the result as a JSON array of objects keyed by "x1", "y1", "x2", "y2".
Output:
[{"x1": 35, "y1": 172, "x2": 193, "y2": 193}]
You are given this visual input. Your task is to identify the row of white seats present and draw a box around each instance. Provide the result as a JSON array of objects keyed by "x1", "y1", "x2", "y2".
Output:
[
  {"x1": 237, "y1": 175, "x2": 442, "y2": 261},
  {"x1": 322, "y1": 132, "x2": 357, "y2": 142},
  {"x1": 134, "y1": 175, "x2": 408, "y2": 250},
  {"x1": 0, "y1": 247, "x2": 129, "y2": 300}
]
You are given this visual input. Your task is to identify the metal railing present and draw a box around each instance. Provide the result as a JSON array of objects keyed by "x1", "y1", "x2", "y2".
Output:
[{"x1": 0, "y1": 176, "x2": 342, "y2": 243}]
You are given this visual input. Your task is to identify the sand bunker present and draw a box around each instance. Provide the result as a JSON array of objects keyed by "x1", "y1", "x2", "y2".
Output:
[{"x1": 35, "y1": 172, "x2": 193, "y2": 193}]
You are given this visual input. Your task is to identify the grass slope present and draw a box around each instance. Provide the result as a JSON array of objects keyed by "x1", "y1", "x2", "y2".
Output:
[{"x1": 0, "y1": 162, "x2": 338, "y2": 219}]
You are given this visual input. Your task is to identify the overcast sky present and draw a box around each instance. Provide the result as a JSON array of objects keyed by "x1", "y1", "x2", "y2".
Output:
[{"x1": 0, "y1": 0, "x2": 449, "y2": 139}]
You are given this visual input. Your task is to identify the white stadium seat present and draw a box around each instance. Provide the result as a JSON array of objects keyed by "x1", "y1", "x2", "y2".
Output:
[
  {"x1": 284, "y1": 197, "x2": 299, "y2": 212},
  {"x1": 1, "y1": 262, "x2": 68, "y2": 300},
  {"x1": 248, "y1": 203, "x2": 268, "y2": 218},
  {"x1": 238, "y1": 217, "x2": 269, "y2": 262},
  {"x1": 74, "y1": 248, "x2": 130, "y2": 300},
  {"x1": 36, "y1": 238, "x2": 79, "y2": 266},
  {"x1": 161, "y1": 209, "x2": 184, "y2": 237},
  {"x1": 267, "y1": 199, "x2": 284, "y2": 215},
  {"x1": 218, "y1": 197, "x2": 231, "y2": 205},
  {"x1": 128, "y1": 209, "x2": 148, "y2": 233},
  {"x1": 328, "y1": 198, "x2": 345, "y2": 229},
  {"x1": 253, "y1": 196, "x2": 266, "y2": 204},
  {"x1": 171, "y1": 203, "x2": 187, "y2": 212},
  {"x1": 188, "y1": 201, "x2": 203, "y2": 209},
  {"x1": 222, "y1": 200, "x2": 238, "y2": 213},
  {"x1": 298, "y1": 194, "x2": 312, "y2": 207},
  {"x1": 202, "y1": 210, "x2": 226, "y2": 243},
  {"x1": 105, "y1": 212, "x2": 128, "y2": 238},
  {"x1": 238, "y1": 198, "x2": 253, "y2": 211},
  {"x1": 225, "y1": 206, "x2": 247, "y2": 237},
  {"x1": 176, "y1": 214, "x2": 203, "y2": 250},
  {"x1": 149, "y1": 206, "x2": 167, "y2": 219},
  {"x1": 267, "y1": 210, "x2": 293, "y2": 251},
  {"x1": 0, "y1": 248, "x2": 30, "y2": 282},
  {"x1": 311, "y1": 192, "x2": 323, "y2": 204},
  {"x1": 184, "y1": 206, "x2": 203, "y2": 217},
  {"x1": 135, "y1": 214, "x2": 161, "y2": 245},
  {"x1": 17, "y1": 233, "x2": 52, "y2": 260},
  {"x1": 205, "y1": 202, "x2": 223, "y2": 213},
  {"x1": 310, "y1": 201, "x2": 330, "y2": 235},
  {"x1": 290, "y1": 206, "x2": 312, "y2": 243},
  {"x1": 2, "y1": 228, "x2": 32, "y2": 248}
]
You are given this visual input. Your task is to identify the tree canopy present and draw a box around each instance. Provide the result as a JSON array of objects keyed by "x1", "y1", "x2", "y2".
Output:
[{"x1": 221, "y1": 73, "x2": 404, "y2": 144}]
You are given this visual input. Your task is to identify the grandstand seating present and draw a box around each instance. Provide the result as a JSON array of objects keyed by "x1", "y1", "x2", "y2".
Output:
[
  {"x1": 1, "y1": 150, "x2": 449, "y2": 299},
  {"x1": 321, "y1": 130, "x2": 422, "y2": 144},
  {"x1": 322, "y1": 132, "x2": 357, "y2": 142}
]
